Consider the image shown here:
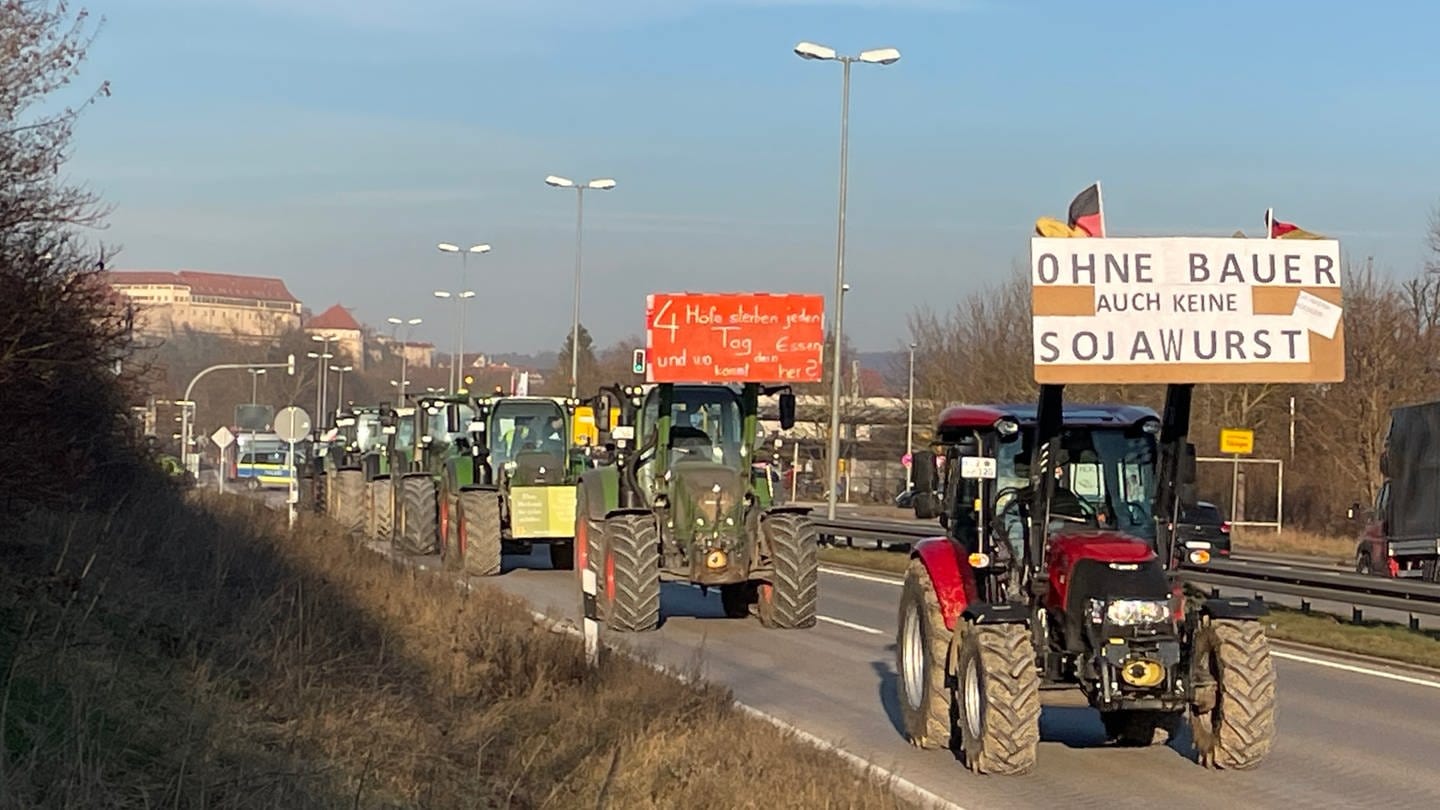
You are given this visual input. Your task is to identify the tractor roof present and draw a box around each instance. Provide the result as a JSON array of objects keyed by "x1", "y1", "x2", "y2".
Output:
[{"x1": 936, "y1": 403, "x2": 1158, "y2": 432}]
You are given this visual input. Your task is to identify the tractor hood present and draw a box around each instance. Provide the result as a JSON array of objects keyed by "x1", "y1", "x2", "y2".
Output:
[
  {"x1": 1044, "y1": 530, "x2": 1165, "y2": 616},
  {"x1": 670, "y1": 460, "x2": 748, "y2": 539}
]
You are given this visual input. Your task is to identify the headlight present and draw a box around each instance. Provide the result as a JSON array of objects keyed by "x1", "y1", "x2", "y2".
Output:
[{"x1": 1097, "y1": 599, "x2": 1170, "y2": 626}]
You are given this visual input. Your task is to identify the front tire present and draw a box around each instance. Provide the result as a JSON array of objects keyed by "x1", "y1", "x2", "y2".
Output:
[
  {"x1": 956, "y1": 622, "x2": 1040, "y2": 775},
  {"x1": 333, "y1": 470, "x2": 365, "y2": 535},
  {"x1": 372, "y1": 480, "x2": 393, "y2": 542},
  {"x1": 602, "y1": 514, "x2": 661, "y2": 633},
  {"x1": 1191, "y1": 618, "x2": 1276, "y2": 770},
  {"x1": 459, "y1": 489, "x2": 501, "y2": 577},
  {"x1": 395, "y1": 476, "x2": 438, "y2": 556},
  {"x1": 1355, "y1": 550, "x2": 1372, "y2": 576},
  {"x1": 896, "y1": 559, "x2": 953, "y2": 750},
  {"x1": 757, "y1": 514, "x2": 818, "y2": 629}
]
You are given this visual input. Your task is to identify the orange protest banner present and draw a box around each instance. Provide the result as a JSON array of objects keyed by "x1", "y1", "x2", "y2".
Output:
[{"x1": 644, "y1": 292, "x2": 825, "y2": 384}]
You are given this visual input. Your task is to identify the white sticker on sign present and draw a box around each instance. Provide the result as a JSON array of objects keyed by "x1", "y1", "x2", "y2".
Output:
[
  {"x1": 961, "y1": 456, "x2": 997, "y2": 480},
  {"x1": 1292, "y1": 290, "x2": 1343, "y2": 339}
]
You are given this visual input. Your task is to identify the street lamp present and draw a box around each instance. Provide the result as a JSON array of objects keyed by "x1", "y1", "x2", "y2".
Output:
[
  {"x1": 306, "y1": 351, "x2": 334, "y2": 423},
  {"x1": 433, "y1": 289, "x2": 477, "y2": 391},
  {"x1": 546, "y1": 174, "x2": 617, "y2": 398},
  {"x1": 906, "y1": 341, "x2": 917, "y2": 491},
  {"x1": 310, "y1": 334, "x2": 337, "y2": 427},
  {"x1": 330, "y1": 365, "x2": 355, "y2": 412},
  {"x1": 794, "y1": 39, "x2": 901, "y2": 520},
  {"x1": 437, "y1": 243, "x2": 490, "y2": 390},
  {"x1": 386, "y1": 316, "x2": 422, "y2": 402}
]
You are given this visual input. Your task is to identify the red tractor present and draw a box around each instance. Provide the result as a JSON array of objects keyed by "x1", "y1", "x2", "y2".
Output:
[{"x1": 895, "y1": 384, "x2": 1276, "y2": 774}]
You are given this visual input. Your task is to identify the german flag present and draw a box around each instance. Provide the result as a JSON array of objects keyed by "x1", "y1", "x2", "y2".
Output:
[
  {"x1": 1068, "y1": 182, "x2": 1104, "y2": 237},
  {"x1": 1264, "y1": 208, "x2": 1325, "y2": 239}
]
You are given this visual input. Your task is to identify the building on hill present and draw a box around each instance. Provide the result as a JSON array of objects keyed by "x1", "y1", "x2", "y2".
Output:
[
  {"x1": 304, "y1": 304, "x2": 365, "y2": 370},
  {"x1": 105, "y1": 270, "x2": 302, "y2": 343},
  {"x1": 369, "y1": 336, "x2": 434, "y2": 369}
]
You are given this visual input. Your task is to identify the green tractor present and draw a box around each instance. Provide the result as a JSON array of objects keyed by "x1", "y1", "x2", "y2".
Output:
[
  {"x1": 322, "y1": 406, "x2": 389, "y2": 535},
  {"x1": 453, "y1": 395, "x2": 587, "y2": 576},
  {"x1": 381, "y1": 393, "x2": 479, "y2": 557},
  {"x1": 576, "y1": 382, "x2": 813, "y2": 632}
]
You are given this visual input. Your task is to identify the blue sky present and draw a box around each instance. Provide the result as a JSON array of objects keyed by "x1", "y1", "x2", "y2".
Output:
[{"x1": 68, "y1": 0, "x2": 1440, "y2": 352}]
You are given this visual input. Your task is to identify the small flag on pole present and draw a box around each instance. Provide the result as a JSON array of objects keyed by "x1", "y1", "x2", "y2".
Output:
[{"x1": 1068, "y1": 182, "x2": 1105, "y2": 237}]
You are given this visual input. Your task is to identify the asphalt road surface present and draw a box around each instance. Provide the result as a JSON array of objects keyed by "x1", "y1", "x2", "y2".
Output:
[{"x1": 397, "y1": 543, "x2": 1440, "y2": 810}]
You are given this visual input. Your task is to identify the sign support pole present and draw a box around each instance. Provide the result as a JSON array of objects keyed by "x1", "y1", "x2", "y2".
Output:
[{"x1": 1231, "y1": 452, "x2": 1240, "y2": 526}]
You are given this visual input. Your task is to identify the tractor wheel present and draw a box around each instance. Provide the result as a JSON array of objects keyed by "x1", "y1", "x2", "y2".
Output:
[
  {"x1": 720, "y1": 583, "x2": 754, "y2": 618},
  {"x1": 757, "y1": 514, "x2": 818, "y2": 629},
  {"x1": 602, "y1": 514, "x2": 661, "y2": 633},
  {"x1": 1191, "y1": 618, "x2": 1276, "y2": 770},
  {"x1": 459, "y1": 489, "x2": 501, "y2": 577},
  {"x1": 956, "y1": 621, "x2": 1040, "y2": 775},
  {"x1": 395, "y1": 477, "x2": 439, "y2": 556},
  {"x1": 574, "y1": 489, "x2": 605, "y2": 620},
  {"x1": 334, "y1": 470, "x2": 365, "y2": 535},
  {"x1": 372, "y1": 481, "x2": 393, "y2": 542},
  {"x1": 550, "y1": 541, "x2": 575, "y2": 571},
  {"x1": 1100, "y1": 710, "x2": 1179, "y2": 747},
  {"x1": 896, "y1": 558, "x2": 953, "y2": 750}
]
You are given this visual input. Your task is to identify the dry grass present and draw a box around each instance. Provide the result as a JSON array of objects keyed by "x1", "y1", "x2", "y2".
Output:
[
  {"x1": 1230, "y1": 527, "x2": 1354, "y2": 563},
  {"x1": 819, "y1": 546, "x2": 911, "y2": 575},
  {"x1": 1264, "y1": 608, "x2": 1440, "y2": 669},
  {"x1": 0, "y1": 490, "x2": 913, "y2": 809}
]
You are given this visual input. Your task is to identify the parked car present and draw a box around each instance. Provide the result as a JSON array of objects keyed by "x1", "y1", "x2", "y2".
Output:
[{"x1": 1172, "y1": 500, "x2": 1231, "y2": 558}]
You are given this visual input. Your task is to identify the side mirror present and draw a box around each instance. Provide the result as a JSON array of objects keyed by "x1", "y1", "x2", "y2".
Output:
[
  {"x1": 911, "y1": 449, "x2": 937, "y2": 493},
  {"x1": 445, "y1": 405, "x2": 461, "y2": 434},
  {"x1": 778, "y1": 393, "x2": 797, "y2": 431},
  {"x1": 1178, "y1": 442, "x2": 1199, "y2": 509}
]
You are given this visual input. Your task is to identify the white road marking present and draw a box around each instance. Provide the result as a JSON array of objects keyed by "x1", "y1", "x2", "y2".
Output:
[
  {"x1": 818, "y1": 615, "x2": 886, "y2": 635},
  {"x1": 820, "y1": 565, "x2": 904, "y2": 586},
  {"x1": 1272, "y1": 650, "x2": 1440, "y2": 690}
]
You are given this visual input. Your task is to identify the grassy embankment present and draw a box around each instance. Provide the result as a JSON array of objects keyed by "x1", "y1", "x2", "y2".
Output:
[
  {"x1": 1, "y1": 491, "x2": 913, "y2": 809},
  {"x1": 818, "y1": 529, "x2": 1440, "y2": 670}
]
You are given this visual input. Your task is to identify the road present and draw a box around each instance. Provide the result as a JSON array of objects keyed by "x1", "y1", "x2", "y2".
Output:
[{"x1": 403, "y1": 543, "x2": 1440, "y2": 810}]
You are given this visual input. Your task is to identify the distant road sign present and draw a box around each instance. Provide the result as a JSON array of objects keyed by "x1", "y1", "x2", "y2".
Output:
[
  {"x1": 1031, "y1": 236, "x2": 1344, "y2": 384},
  {"x1": 1219, "y1": 428, "x2": 1255, "y2": 455},
  {"x1": 210, "y1": 426, "x2": 235, "y2": 448},
  {"x1": 274, "y1": 406, "x2": 311, "y2": 443}
]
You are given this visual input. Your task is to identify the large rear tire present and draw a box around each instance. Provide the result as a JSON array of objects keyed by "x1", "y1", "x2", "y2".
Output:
[
  {"x1": 1191, "y1": 618, "x2": 1276, "y2": 770},
  {"x1": 602, "y1": 514, "x2": 661, "y2": 633},
  {"x1": 896, "y1": 559, "x2": 953, "y2": 750},
  {"x1": 333, "y1": 470, "x2": 365, "y2": 535},
  {"x1": 440, "y1": 491, "x2": 461, "y2": 570},
  {"x1": 956, "y1": 622, "x2": 1040, "y2": 775},
  {"x1": 459, "y1": 489, "x2": 501, "y2": 577},
  {"x1": 395, "y1": 476, "x2": 438, "y2": 556},
  {"x1": 757, "y1": 514, "x2": 818, "y2": 629}
]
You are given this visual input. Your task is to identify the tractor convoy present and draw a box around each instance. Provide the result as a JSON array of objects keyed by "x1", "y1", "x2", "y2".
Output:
[{"x1": 284, "y1": 213, "x2": 1343, "y2": 783}]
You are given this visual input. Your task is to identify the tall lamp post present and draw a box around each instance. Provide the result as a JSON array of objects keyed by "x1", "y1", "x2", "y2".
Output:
[
  {"x1": 247, "y1": 367, "x2": 266, "y2": 456},
  {"x1": 433, "y1": 289, "x2": 477, "y2": 391},
  {"x1": 545, "y1": 174, "x2": 617, "y2": 398},
  {"x1": 306, "y1": 350, "x2": 333, "y2": 423},
  {"x1": 436, "y1": 243, "x2": 491, "y2": 390},
  {"x1": 905, "y1": 341, "x2": 917, "y2": 491},
  {"x1": 310, "y1": 334, "x2": 336, "y2": 427},
  {"x1": 386, "y1": 316, "x2": 422, "y2": 402},
  {"x1": 794, "y1": 40, "x2": 901, "y2": 520},
  {"x1": 330, "y1": 365, "x2": 354, "y2": 412}
]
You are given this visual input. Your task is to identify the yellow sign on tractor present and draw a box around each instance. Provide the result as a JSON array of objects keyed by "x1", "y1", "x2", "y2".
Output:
[{"x1": 1219, "y1": 428, "x2": 1254, "y2": 455}]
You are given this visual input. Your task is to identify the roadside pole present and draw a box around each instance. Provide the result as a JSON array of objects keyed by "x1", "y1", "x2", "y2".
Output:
[
  {"x1": 581, "y1": 568, "x2": 600, "y2": 668},
  {"x1": 274, "y1": 406, "x2": 312, "y2": 531}
]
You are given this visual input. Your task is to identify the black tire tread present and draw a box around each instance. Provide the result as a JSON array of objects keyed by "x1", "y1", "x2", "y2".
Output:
[
  {"x1": 896, "y1": 559, "x2": 952, "y2": 749},
  {"x1": 605, "y1": 514, "x2": 661, "y2": 633},
  {"x1": 460, "y1": 489, "x2": 501, "y2": 577},
  {"x1": 1197, "y1": 619, "x2": 1276, "y2": 770},
  {"x1": 396, "y1": 477, "x2": 438, "y2": 556},
  {"x1": 334, "y1": 470, "x2": 365, "y2": 535},
  {"x1": 960, "y1": 623, "x2": 1040, "y2": 775},
  {"x1": 373, "y1": 481, "x2": 393, "y2": 542},
  {"x1": 759, "y1": 514, "x2": 818, "y2": 629}
]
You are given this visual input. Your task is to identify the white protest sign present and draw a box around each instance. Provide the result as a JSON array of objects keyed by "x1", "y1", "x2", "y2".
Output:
[{"x1": 1031, "y1": 237, "x2": 1345, "y2": 384}]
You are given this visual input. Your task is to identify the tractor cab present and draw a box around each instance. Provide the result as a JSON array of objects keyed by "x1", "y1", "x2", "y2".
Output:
[{"x1": 472, "y1": 395, "x2": 583, "y2": 486}]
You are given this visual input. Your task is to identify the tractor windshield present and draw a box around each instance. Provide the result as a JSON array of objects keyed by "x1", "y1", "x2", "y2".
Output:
[
  {"x1": 643, "y1": 386, "x2": 745, "y2": 468},
  {"x1": 355, "y1": 413, "x2": 384, "y2": 453},
  {"x1": 489, "y1": 399, "x2": 567, "y2": 464},
  {"x1": 994, "y1": 427, "x2": 1157, "y2": 539}
]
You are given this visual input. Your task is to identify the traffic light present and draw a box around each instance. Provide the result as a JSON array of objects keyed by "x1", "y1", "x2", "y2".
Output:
[
  {"x1": 286, "y1": 353, "x2": 296, "y2": 376},
  {"x1": 631, "y1": 348, "x2": 645, "y2": 375}
]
